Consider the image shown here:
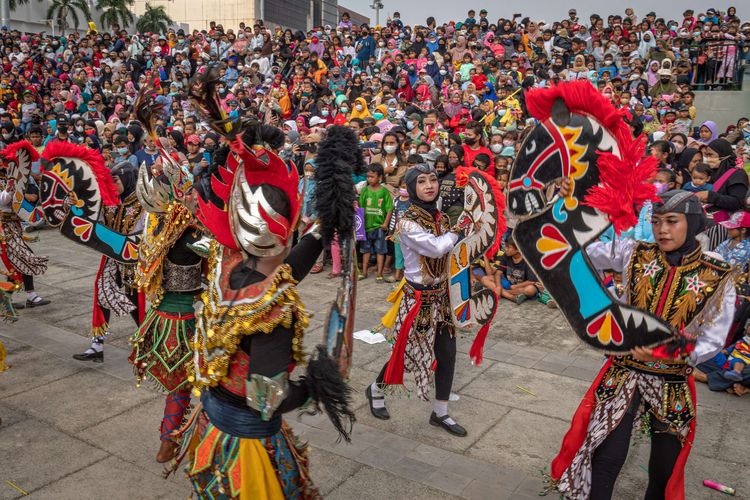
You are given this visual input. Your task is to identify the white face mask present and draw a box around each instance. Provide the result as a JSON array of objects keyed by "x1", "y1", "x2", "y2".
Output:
[
  {"x1": 407, "y1": 122, "x2": 416, "y2": 130},
  {"x1": 321, "y1": 109, "x2": 329, "y2": 117},
  {"x1": 355, "y1": 104, "x2": 364, "y2": 111},
  {"x1": 284, "y1": 143, "x2": 292, "y2": 151},
  {"x1": 409, "y1": 148, "x2": 417, "y2": 155},
  {"x1": 395, "y1": 110, "x2": 406, "y2": 119},
  {"x1": 439, "y1": 69, "x2": 447, "y2": 75},
  {"x1": 503, "y1": 139, "x2": 514, "y2": 147},
  {"x1": 388, "y1": 107, "x2": 397, "y2": 115},
  {"x1": 383, "y1": 145, "x2": 398, "y2": 154},
  {"x1": 173, "y1": 126, "x2": 183, "y2": 132},
  {"x1": 490, "y1": 143, "x2": 503, "y2": 153},
  {"x1": 75, "y1": 125, "x2": 83, "y2": 132},
  {"x1": 305, "y1": 172, "x2": 314, "y2": 178}
]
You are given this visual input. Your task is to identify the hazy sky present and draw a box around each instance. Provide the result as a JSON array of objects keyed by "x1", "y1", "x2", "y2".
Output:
[{"x1": 337, "y1": 1, "x2": 742, "y2": 27}]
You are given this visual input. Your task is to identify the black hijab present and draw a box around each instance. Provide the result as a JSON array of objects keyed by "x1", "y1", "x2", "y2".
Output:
[
  {"x1": 674, "y1": 147, "x2": 699, "y2": 187},
  {"x1": 405, "y1": 163, "x2": 439, "y2": 217},
  {"x1": 706, "y1": 138, "x2": 738, "y2": 182},
  {"x1": 652, "y1": 190, "x2": 707, "y2": 266},
  {"x1": 110, "y1": 161, "x2": 139, "y2": 201}
]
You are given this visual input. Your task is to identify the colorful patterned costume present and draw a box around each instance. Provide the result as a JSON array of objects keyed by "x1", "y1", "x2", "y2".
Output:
[
  {"x1": 170, "y1": 70, "x2": 356, "y2": 499},
  {"x1": 551, "y1": 238, "x2": 735, "y2": 499},
  {"x1": 0, "y1": 141, "x2": 48, "y2": 314},
  {"x1": 130, "y1": 201, "x2": 203, "y2": 443},
  {"x1": 378, "y1": 204, "x2": 457, "y2": 400}
]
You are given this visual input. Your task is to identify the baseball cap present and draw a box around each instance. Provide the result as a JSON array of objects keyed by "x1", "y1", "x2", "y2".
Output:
[
  {"x1": 719, "y1": 211, "x2": 750, "y2": 230},
  {"x1": 309, "y1": 116, "x2": 327, "y2": 126},
  {"x1": 186, "y1": 134, "x2": 201, "y2": 145}
]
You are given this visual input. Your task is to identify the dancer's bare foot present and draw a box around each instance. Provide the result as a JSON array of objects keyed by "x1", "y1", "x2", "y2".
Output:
[
  {"x1": 156, "y1": 441, "x2": 178, "y2": 463},
  {"x1": 732, "y1": 383, "x2": 749, "y2": 396}
]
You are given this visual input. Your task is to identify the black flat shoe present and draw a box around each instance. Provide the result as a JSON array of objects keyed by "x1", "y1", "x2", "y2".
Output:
[
  {"x1": 366, "y1": 385, "x2": 390, "y2": 420},
  {"x1": 430, "y1": 412, "x2": 467, "y2": 437},
  {"x1": 73, "y1": 351, "x2": 103, "y2": 363},
  {"x1": 26, "y1": 297, "x2": 51, "y2": 308}
]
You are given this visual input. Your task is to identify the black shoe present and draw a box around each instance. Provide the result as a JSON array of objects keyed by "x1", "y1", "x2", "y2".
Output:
[
  {"x1": 26, "y1": 297, "x2": 51, "y2": 308},
  {"x1": 430, "y1": 412, "x2": 467, "y2": 437},
  {"x1": 73, "y1": 350, "x2": 103, "y2": 363},
  {"x1": 366, "y1": 385, "x2": 390, "y2": 420}
]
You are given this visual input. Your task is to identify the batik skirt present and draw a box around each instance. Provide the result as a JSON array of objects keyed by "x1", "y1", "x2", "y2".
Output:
[
  {"x1": 552, "y1": 357, "x2": 696, "y2": 500},
  {"x1": 0, "y1": 215, "x2": 47, "y2": 277},
  {"x1": 379, "y1": 280, "x2": 452, "y2": 401},
  {"x1": 130, "y1": 292, "x2": 195, "y2": 392}
]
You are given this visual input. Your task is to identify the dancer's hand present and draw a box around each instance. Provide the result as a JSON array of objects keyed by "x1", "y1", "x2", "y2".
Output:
[
  {"x1": 630, "y1": 346, "x2": 658, "y2": 362},
  {"x1": 558, "y1": 178, "x2": 572, "y2": 198}
]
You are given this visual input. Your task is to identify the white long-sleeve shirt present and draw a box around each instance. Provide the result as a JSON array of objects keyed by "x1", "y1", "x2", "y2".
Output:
[
  {"x1": 586, "y1": 239, "x2": 735, "y2": 366},
  {"x1": 399, "y1": 218, "x2": 458, "y2": 287}
]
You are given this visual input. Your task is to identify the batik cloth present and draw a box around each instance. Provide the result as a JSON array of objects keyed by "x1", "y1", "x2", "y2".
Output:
[{"x1": 0, "y1": 213, "x2": 47, "y2": 276}]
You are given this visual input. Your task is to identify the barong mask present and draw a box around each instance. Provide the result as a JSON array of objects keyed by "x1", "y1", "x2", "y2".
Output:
[
  {"x1": 508, "y1": 80, "x2": 676, "y2": 352},
  {"x1": 0, "y1": 141, "x2": 42, "y2": 222}
]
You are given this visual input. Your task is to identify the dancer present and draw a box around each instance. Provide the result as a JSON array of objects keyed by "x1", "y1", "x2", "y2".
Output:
[
  {"x1": 367, "y1": 163, "x2": 467, "y2": 436},
  {"x1": 550, "y1": 187, "x2": 735, "y2": 500},
  {"x1": 0, "y1": 141, "x2": 50, "y2": 308},
  {"x1": 74, "y1": 161, "x2": 145, "y2": 362},
  {"x1": 170, "y1": 67, "x2": 356, "y2": 498},
  {"x1": 129, "y1": 86, "x2": 204, "y2": 463}
]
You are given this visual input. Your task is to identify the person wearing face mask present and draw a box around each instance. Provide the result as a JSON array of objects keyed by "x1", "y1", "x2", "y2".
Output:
[
  {"x1": 437, "y1": 149, "x2": 466, "y2": 225},
  {"x1": 551, "y1": 182, "x2": 736, "y2": 500},
  {"x1": 461, "y1": 121, "x2": 495, "y2": 177},
  {"x1": 367, "y1": 164, "x2": 468, "y2": 437},
  {"x1": 74, "y1": 161, "x2": 145, "y2": 363},
  {"x1": 694, "y1": 139, "x2": 749, "y2": 250},
  {"x1": 370, "y1": 131, "x2": 407, "y2": 196},
  {"x1": 649, "y1": 67, "x2": 678, "y2": 98},
  {"x1": 405, "y1": 112, "x2": 424, "y2": 142}
]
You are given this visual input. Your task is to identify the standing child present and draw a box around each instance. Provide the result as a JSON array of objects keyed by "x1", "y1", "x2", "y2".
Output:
[
  {"x1": 359, "y1": 163, "x2": 393, "y2": 281},
  {"x1": 386, "y1": 179, "x2": 410, "y2": 283}
]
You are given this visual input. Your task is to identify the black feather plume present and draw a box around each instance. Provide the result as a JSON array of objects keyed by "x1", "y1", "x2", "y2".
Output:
[
  {"x1": 314, "y1": 126, "x2": 363, "y2": 244},
  {"x1": 301, "y1": 345, "x2": 356, "y2": 442},
  {"x1": 133, "y1": 80, "x2": 165, "y2": 141},
  {"x1": 188, "y1": 64, "x2": 242, "y2": 139}
]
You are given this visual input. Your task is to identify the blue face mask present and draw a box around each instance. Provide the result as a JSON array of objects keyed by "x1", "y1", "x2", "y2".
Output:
[{"x1": 373, "y1": 112, "x2": 384, "y2": 120}]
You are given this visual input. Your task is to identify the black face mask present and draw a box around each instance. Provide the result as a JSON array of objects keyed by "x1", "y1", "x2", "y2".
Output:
[
  {"x1": 660, "y1": 77, "x2": 671, "y2": 84},
  {"x1": 464, "y1": 136, "x2": 477, "y2": 145},
  {"x1": 57, "y1": 124, "x2": 68, "y2": 133}
]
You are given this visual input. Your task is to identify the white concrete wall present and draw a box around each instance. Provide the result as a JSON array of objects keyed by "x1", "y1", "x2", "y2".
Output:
[
  {"x1": 694, "y1": 65, "x2": 750, "y2": 130},
  {"x1": 132, "y1": 0, "x2": 256, "y2": 32},
  {"x1": 6, "y1": 0, "x2": 105, "y2": 34}
]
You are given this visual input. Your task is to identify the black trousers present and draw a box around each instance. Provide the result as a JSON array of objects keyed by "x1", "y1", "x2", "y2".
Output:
[
  {"x1": 590, "y1": 392, "x2": 683, "y2": 500},
  {"x1": 99, "y1": 289, "x2": 142, "y2": 329},
  {"x1": 377, "y1": 322, "x2": 456, "y2": 400},
  {"x1": 22, "y1": 274, "x2": 33, "y2": 292}
]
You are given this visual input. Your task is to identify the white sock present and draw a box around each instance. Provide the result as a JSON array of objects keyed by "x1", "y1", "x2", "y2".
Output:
[
  {"x1": 433, "y1": 400, "x2": 456, "y2": 425},
  {"x1": 370, "y1": 383, "x2": 386, "y2": 409},
  {"x1": 89, "y1": 337, "x2": 104, "y2": 353},
  {"x1": 27, "y1": 291, "x2": 38, "y2": 301}
]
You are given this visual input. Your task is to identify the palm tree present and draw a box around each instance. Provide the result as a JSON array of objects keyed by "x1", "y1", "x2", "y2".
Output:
[
  {"x1": 97, "y1": 0, "x2": 135, "y2": 30},
  {"x1": 46, "y1": 0, "x2": 92, "y2": 35},
  {"x1": 135, "y1": 3, "x2": 172, "y2": 35}
]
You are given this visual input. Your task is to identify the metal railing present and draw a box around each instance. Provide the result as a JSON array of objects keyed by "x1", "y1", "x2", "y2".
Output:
[{"x1": 691, "y1": 40, "x2": 748, "y2": 90}]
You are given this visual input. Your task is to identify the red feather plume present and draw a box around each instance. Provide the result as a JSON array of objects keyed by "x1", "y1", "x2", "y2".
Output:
[
  {"x1": 583, "y1": 137, "x2": 658, "y2": 234},
  {"x1": 41, "y1": 142, "x2": 120, "y2": 207},
  {"x1": 1, "y1": 140, "x2": 41, "y2": 163}
]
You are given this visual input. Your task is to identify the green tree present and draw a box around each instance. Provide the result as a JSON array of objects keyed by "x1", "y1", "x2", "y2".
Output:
[
  {"x1": 135, "y1": 3, "x2": 172, "y2": 35},
  {"x1": 46, "y1": 0, "x2": 92, "y2": 35},
  {"x1": 97, "y1": 0, "x2": 135, "y2": 30}
]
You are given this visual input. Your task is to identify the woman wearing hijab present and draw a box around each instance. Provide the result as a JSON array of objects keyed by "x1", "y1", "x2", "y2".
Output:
[
  {"x1": 551, "y1": 184, "x2": 736, "y2": 500},
  {"x1": 349, "y1": 97, "x2": 372, "y2": 120},
  {"x1": 74, "y1": 161, "x2": 145, "y2": 362},
  {"x1": 367, "y1": 164, "x2": 467, "y2": 437},
  {"x1": 673, "y1": 147, "x2": 701, "y2": 187},
  {"x1": 695, "y1": 139, "x2": 749, "y2": 249},
  {"x1": 698, "y1": 120, "x2": 718, "y2": 144},
  {"x1": 395, "y1": 74, "x2": 416, "y2": 102}
]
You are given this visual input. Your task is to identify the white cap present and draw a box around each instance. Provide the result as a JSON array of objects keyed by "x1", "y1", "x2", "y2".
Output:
[{"x1": 309, "y1": 116, "x2": 327, "y2": 126}]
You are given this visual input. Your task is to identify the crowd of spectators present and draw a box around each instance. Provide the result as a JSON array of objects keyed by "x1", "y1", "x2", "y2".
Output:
[{"x1": 2, "y1": 6, "x2": 750, "y2": 391}]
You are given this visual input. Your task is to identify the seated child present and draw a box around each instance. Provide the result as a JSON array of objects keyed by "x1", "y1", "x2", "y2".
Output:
[
  {"x1": 682, "y1": 163, "x2": 714, "y2": 193},
  {"x1": 480, "y1": 240, "x2": 542, "y2": 304},
  {"x1": 721, "y1": 334, "x2": 750, "y2": 382}
]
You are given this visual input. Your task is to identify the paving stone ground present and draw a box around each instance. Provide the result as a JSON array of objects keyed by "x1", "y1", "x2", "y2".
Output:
[{"x1": 0, "y1": 231, "x2": 748, "y2": 499}]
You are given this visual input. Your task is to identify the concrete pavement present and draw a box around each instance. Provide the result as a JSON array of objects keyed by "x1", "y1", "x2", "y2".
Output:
[{"x1": 0, "y1": 231, "x2": 748, "y2": 499}]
